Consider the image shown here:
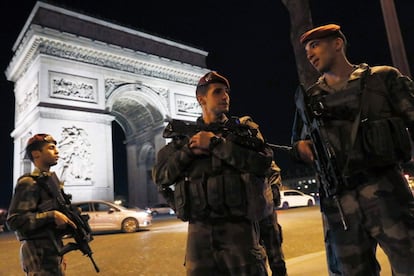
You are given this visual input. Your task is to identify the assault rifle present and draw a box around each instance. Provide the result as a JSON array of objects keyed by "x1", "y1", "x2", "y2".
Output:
[
  {"x1": 38, "y1": 173, "x2": 100, "y2": 273},
  {"x1": 295, "y1": 84, "x2": 348, "y2": 230},
  {"x1": 163, "y1": 118, "x2": 266, "y2": 151},
  {"x1": 163, "y1": 119, "x2": 293, "y2": 153}
]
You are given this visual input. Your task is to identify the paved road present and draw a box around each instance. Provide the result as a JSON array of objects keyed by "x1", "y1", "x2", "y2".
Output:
[
  {"x1": 0, "y1": 206, "x2": 391, "y2": 275},
  {"x1": 276, "y1": 206, "x2": 390, "y2": 275}
]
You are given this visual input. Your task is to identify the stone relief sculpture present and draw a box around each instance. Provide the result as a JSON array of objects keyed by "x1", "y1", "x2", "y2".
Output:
[
  {"x1": 16, "y1": 84, "x2": 38, "y2": 120},
  {"x1": 50, "y1": 71, "x2": 97, "y2": 102},
  {"x1": 40, "y1": 41, "x2": 198, "y2": 86},
  {"x1": 52, "y1": 78, "x2": 95, "y2": 100},
  {"x1": 175, "y1": 93, "x2": 201, "y2": 116},
  {"x1": 58, "y1": 126, "x2": 93, "y2": 184}
]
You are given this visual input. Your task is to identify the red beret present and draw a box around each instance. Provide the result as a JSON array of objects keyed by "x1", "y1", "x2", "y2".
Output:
[
  {"x1": 25, "y1": 133, "x2": 57, "y2": 159},
  {"x1": 197, "y1": 71, "x2": 230, "y2": 89},
  {"x1": 300, "y1": 24, "x2": 346, "y2": 45}
]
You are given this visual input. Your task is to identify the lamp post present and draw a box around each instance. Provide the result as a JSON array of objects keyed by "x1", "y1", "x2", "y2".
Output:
[{"x1": 380, "y1": 0, "x2": 411, "y2": 77}]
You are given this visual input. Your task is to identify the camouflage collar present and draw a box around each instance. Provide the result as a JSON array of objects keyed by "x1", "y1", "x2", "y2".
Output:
[{"x1": 31, "y1": 167, "x2": 52, "y2": 177}]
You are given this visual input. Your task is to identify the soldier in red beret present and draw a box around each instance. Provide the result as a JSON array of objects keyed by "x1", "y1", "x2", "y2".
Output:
[
  {"x1": 299, "y1": 23, "x2": 346, "y2": 46},
  {"x1": 291, "y1": 23, "x2": 414, "y2": 275},
  {"x1": 7, "y1": 134, "x2": 76, "y2": 275},
  {"x1": 153, "y1": 71, "x2": 279, "y2": 275}
]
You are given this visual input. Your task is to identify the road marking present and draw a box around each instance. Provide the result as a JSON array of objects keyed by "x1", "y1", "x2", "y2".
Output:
[{"x1": 285, "y1": 251, "x2": 326, "y2": 265}]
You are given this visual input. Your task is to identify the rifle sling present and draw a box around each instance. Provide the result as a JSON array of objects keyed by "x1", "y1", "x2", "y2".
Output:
[
  {"x1": 342, "y1": 66, "x2": 373, "y2": 176},
  {"x1": 35, "y1": 173, "x2": 67, "y2": 204}
]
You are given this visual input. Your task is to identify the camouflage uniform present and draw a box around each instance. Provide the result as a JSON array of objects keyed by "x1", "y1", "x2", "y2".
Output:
[
  {"x1": 259, "y1": 161, "x2": 287, "y2": 275},
  {"x1": 292, "y1": 63, "x2": 414, "y2": 275},
  {"x1": 152, "y1": 115, "x2": 274, "y2": 276},
  {"x1": 7, "y1": 168, "x2": 65, "y2": 276}
]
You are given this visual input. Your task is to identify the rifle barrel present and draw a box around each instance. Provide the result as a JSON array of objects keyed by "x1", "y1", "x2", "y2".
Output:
[
  {"x1": 89, "y1": 254, "x2": 100, "y2": 273},
  {"x1": 267, "y1": 143, "x2": 292, "y2": 151}
]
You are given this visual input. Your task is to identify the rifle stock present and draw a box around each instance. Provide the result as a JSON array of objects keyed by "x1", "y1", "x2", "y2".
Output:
[{"x1": 295, "y1": 84, "x2": 348, "y2": 230}]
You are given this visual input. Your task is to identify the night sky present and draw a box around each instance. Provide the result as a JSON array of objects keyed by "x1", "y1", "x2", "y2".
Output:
[{"x1": 1, "y1": 0, "x2": 414, "y2": 207}]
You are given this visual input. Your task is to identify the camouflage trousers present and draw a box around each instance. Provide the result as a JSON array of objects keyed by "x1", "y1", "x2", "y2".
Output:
[
  {"x1": 322, "y1": 167, "x2": 414, "y2": 276},
  {"x1": 185, "y1": 218, "x2": 268, "y2": 276},
  {"x1": 259, "y1": 212, "x2": 287, "y2": 276},
  {"x1": 20, "y1": 239, "x2": 65, "y2": 276}
]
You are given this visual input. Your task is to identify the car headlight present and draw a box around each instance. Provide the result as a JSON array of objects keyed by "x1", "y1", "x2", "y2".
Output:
[{"x1": 137, "y1": 211, "x2": 151, "y2": 218}]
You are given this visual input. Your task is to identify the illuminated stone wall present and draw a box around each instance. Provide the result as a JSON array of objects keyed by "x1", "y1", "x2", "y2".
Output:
[{"x1": 6, "y1": 2, "x2": 208, "y2": 207}]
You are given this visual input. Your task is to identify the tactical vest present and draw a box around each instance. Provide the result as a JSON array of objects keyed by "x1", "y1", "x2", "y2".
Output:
[
  {"x1": 306, "y1": 64, "x2": 412, "y2": 175},
  {"x1": 172, "y1": 116, "x2": 274, "y2": 222},
  {"x1": 12, "y1": 173, "x2": 64, "y2": 241},
  {"x1": 348, "y1": 67, "x2": 412, "y2": 172}
]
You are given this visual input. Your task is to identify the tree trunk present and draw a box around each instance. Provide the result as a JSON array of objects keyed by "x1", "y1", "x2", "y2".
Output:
[
  {"x1": 282, "y1": 2, "x2": 337, "y2": 276},
  {"x1": 281, "y1": 0, "x2": 319, "y2": 89}
]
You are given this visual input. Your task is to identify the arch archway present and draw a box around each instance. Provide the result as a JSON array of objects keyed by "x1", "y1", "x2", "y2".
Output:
[{"x1": 106, "y1": 83, "x2": 168, "y2": 207}]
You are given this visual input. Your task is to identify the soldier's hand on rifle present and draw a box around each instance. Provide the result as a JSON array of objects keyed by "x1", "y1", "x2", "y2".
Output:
[
  {"x1": 189, "y1": 131, "x2": 215, "y2": 155},
  {"x1": 296, "y1": 140, "x2": 314, "y2": 163},
  {"x1": 53, "y1": 210, "x2": 77, "y2": 229}
]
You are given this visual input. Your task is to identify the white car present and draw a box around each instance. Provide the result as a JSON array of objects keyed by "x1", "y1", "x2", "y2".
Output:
[
  {"x1": 72, "y1": 200, "x2": 152, "y2": 233},
  {"x1": 278, "y1": 190, "x2": 316, "y2": 209},
  {"x1": 145, "y1": 203, "x2": 175, "y2": 216}
]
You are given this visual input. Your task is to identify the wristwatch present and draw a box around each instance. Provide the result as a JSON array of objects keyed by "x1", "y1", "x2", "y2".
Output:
[{"x1": 209, "y1": 136, "x2": 224, "y2": 150}]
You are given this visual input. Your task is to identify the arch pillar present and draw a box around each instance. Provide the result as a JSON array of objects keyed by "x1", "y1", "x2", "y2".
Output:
[{"x1": 124, "y1": 139, "x2": 155, "y2": 208}]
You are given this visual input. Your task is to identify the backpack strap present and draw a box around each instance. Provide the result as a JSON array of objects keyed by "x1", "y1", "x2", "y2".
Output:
[{"x1": 31, "y1": 172, "x2": 67, "y2": 203}]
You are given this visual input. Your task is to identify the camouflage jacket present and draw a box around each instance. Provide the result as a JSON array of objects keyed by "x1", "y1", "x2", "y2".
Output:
[
  {"x1": 291, "y1": 63, "x2": 414, "y2": 171},
  {"x1": 7, "y1": 168, "x2": 61, "y2": 240},
  {"x1": 152, "y1": 115, "x2": 274, "y2": 221}
]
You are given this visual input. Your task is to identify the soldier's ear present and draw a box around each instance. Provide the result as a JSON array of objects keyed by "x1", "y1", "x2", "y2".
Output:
[
  {"x1": 31, "y1": 150, "x2": 41, "y2": 160},
  {"x1": 197, "y1": 95, "x2": 206, "y2": 106},
  {"x1": 334, "y1": 37, "x2": 343, "y2": 52}
]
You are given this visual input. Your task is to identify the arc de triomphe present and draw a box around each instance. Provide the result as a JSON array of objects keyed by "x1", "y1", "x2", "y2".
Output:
[{"x1": 6, "y1": 2, "x2": 209, "y2": 208}]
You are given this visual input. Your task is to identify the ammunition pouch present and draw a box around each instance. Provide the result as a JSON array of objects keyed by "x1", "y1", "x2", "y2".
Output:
[
  {"x1": 175, "y1": 173, "x2": 271, "y2": 221},
  {"x1": 174, "y1": 176, "x2": 209, "y2": 221},
  {"x1": 242, "y1": 173, "x2": 274, "y2": 221},
  {"x1": 174, "y1": 179, "x2": 189, "y2": 221},
  {"x1": 188, "y1": 177, "x2": 207, "y2": 217},
  {"x1": 207, "y1": 174, "x2": 247, "y2": 217},
  {"x1": 359, "y1": 117, "x2": 412, "y2": 167},
  {"x1": 348, "y1": 117, "x2": 412, "y2": 173},
  {"x1": 271, "y1": 184, "x2": 281, "y2": 207}
]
